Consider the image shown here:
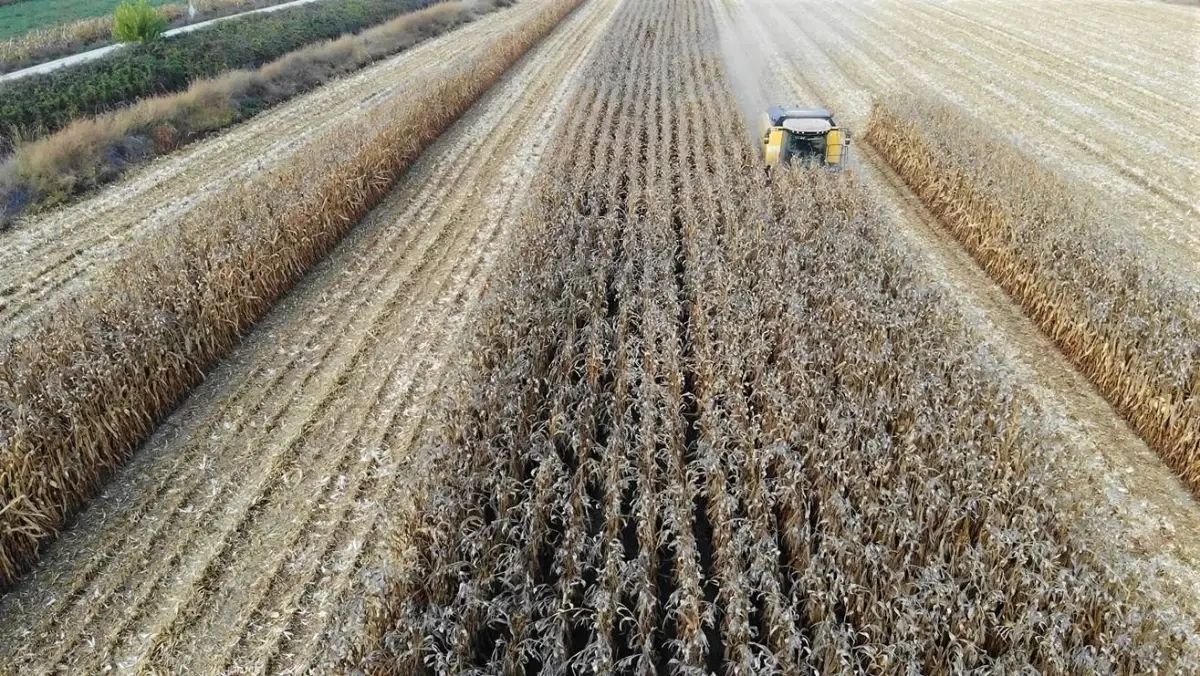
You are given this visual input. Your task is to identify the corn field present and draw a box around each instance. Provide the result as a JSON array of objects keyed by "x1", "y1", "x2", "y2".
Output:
[
  {"x1": 0, "y1": 0, "x2": 583, "y2": 591},
  {"x1": 349, "y1": 0, "x2": 1195, "y2": 673},
  {"x1": 866, "y1": 97, "x2": 1200, "y2": 494}
]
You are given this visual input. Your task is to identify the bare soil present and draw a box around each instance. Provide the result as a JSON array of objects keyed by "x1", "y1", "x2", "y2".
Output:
[{"x1": 0, "y1": 0, "x2": 620, "y2": 672}]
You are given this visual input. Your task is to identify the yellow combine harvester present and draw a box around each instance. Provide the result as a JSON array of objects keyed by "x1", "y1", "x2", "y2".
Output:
[{"x1": 760, "y1": 105, "x2": 849, "y2": 168}]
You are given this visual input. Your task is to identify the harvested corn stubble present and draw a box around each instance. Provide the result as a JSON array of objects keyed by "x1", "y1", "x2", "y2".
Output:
[
  {"x1": 349, "y1": 0, "x2": 1198, "y2": 673},
  {"x1": 866, "y1": 95, "x2": 1200, "y2": 495}
]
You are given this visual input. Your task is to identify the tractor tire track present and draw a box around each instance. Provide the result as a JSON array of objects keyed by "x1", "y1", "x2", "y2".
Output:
[
  {"x1": 0, "y1": 0, "x2": 620, "y2": 673},
  {"x1": 0, "y1": 0, "x2": 546, "y2": 336},
  {"x1": 715, "y1": 0, "x2": 1200, "y2": 631}
]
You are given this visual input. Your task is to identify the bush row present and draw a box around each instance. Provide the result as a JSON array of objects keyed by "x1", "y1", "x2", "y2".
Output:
[
  {"x1": 0, "y1": 0, "x2": 438, "y2": 153},
  {"x1": 0, "y1": 0, "x2": 488, "y2": 224},
  {"x1": 0, "y1": 0, "x2": 293, "y2": 74},
  {"x1": 0, "y1": 0, "x2": 582, "y2": 591},
  {"x1": 866, "y1": 96, "x2": 1200, "y2": 495}
]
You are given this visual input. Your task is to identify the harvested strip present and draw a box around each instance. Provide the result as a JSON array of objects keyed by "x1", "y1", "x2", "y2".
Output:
[
  {"x1": 352, "y1": 0, "x2": 1196, "y2": 671},
  {"x1": 0, "y1": 0, "x2": 620, "y2": 671},
  {"x1": 748, "y1": 0, "x2": 1200, "y2": 277},
  {"x1": 866, "y1": 95, "x2": 1200, "y2": 494},
  {"x1": 0, "y1": 0, "x2": 584, "y2": 591},
  {"x1": 0, "y1": 0, "x2": 542, "y2": 335}
]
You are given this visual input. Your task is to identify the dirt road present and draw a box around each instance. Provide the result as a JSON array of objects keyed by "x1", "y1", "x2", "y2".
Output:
[
  {"x1": 0, "y1": 0, "x2": 544, "y2": 336},
  {"x1": 0, "y1": 0, "x2": 620, "y2": 672},
  {"x1": 714, "y1": 0, "x2": 1200, "y2": 623}
]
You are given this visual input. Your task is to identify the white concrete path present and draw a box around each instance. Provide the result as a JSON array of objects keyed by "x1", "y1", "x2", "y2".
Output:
[{"x1": 0, "y1": 0, "x2": 330, "y2": 85}]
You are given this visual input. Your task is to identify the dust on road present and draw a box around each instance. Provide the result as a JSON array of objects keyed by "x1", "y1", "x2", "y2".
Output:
[{"x1": 712, "y1": 0, "x2": 1200, "y2": 628}]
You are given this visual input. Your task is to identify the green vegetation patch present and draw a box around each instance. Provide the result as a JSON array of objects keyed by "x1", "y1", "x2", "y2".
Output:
[
  {"x1": 0, "y1": 0, "x2": 435, "y2": 150},
  {"x1": 0, "y1": 1, "x2": 483, "y2": 223},
  {"x1": 0, "y1": 0, "x2": 172, "y2": 41}
]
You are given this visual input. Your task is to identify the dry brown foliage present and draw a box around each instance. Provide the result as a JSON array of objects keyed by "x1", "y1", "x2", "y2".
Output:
[
  {"x1": 0, "y1": 0, "x2": 295, "y2": 72},
  {"x1": 3, "y1": 1, "x2": 478, "y2": 210},
  {"x1": 0, "y1": 0, "x2": 583, "y2": 591},
  {"x1": 866, "y1": 96, "x2": 1200, "y2": 495},
  {"x1": 349, "y1": 0, "x2": 1196, "y2": 673}
]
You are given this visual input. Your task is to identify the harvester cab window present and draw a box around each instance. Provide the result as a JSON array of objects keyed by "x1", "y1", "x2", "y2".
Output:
[{"x1": 784, "y1": 132, "x2": 826, "y2": 163}]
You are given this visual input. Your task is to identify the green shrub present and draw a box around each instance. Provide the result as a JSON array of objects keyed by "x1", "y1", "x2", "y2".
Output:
[
  {"x1": 0, "y1": 2, "x2": 486, "y2": 225},
  {"x1": 0, "y1": 0, "x2": 436, "y2": 153},
  {"x1": 113, "y1": 0, "x2": 169, "y2": 43}
]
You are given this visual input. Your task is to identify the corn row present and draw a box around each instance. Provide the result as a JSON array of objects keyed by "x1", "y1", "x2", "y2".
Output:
[
  {"x1": 0, "y1": 0, "x2": 585, "y2": 592},
  {"x1": 348, "y1": 0, "x2": 1197, "y2": 673},
  {"x1": 865, "y1": 96, "x2": 1200, "y2": 494}
]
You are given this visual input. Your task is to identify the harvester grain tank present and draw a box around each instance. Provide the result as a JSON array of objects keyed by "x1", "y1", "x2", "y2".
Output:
[{"x1": 760, "y1": 105, "x2": 850, "y2": 168}]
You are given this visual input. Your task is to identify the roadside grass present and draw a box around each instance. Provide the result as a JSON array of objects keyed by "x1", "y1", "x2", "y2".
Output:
[
  {"x1": 0, "y1": 0, "x2": 172, "y2": 40},
  {"x1": 0, "y1": 0, "x2": 488, "y2": 225},
  {"x1": 0, "y1": 0, "x2": 438, "y2": 155},
  {"x1": 0, "y1": 0, "x2": 302, "y2": 72}
]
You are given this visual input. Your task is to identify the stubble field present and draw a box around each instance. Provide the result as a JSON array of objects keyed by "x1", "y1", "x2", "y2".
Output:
[{"x1": 0, "y1": 0, "x2": 1196, "y2": 673}]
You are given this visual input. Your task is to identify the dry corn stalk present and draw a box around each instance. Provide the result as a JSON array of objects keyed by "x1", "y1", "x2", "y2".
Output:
[
  {"x1": 865, "y1": 96, "x2": 1200, "y2": 495},
  {"x1": 0, "y1": 0, "x2": 584, "y2": 592},
  {"x1": 348, "y1": 0, "x2": 1198, "y2": 673}
]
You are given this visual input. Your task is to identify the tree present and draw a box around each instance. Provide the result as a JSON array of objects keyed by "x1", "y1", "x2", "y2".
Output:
[{"x1": 113, "y1": 0, "x2": 168, "y2": 43}]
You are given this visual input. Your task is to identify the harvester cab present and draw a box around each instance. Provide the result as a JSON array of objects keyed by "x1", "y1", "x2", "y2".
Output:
[{"x1": 760, "y1": 105, "x2": 849, "y2": 169}]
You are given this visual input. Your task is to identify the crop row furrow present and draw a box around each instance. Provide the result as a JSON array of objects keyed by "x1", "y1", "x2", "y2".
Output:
[
  {"x1": 0, "y1": 0, "x2": 586, "y2": 592},
  {"x1": 350, "y1": 0, "x2": 1197, "y2": 672}
]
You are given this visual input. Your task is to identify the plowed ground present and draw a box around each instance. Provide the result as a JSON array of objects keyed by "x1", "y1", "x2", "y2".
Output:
[
  {"x1": 0, "y1": 0, "x2": 620, "y2": 672},
  {"x1": 714, "y1": 0, "x2": 1200, "y2": 624}
]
